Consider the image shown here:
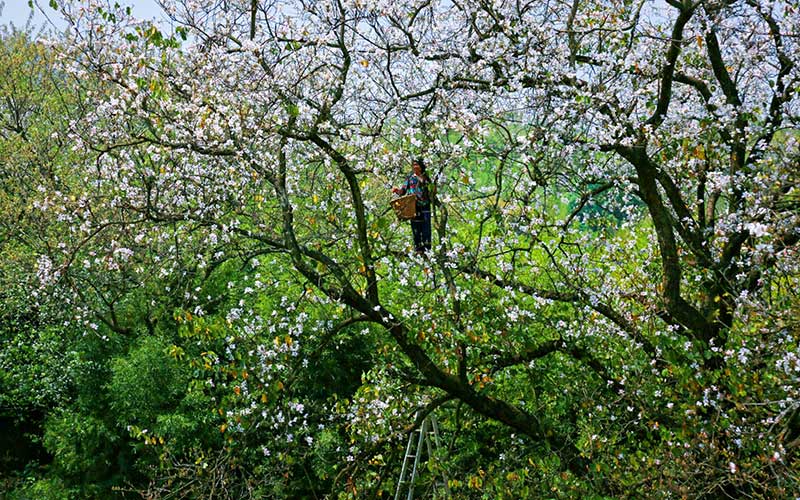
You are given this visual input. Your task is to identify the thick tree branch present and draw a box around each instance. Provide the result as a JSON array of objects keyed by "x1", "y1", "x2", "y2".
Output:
[
  {"x1": 703, "y1": 23, "x2": 741, "y2": 108},
  {"x1": 618, "y1": 145, "x2": 713, "y2": 340},
  {"x1": 648, "y1": 159, "x2": 713, "y2": 267},
  {"x1": 744, "y1": 0, "x2": 796, "y2": 164},
  {"x1": 308, "y1": 134, "x2": 379, "y2": 305},
  {"x1": 249, "y1": 0, "x2": 257, "y2": 40},
  {"x1": 646, "y1": 2, "x2": 696, "y2": 128}
]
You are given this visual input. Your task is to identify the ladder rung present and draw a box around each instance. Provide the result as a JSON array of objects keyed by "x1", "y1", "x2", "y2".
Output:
[{"x1": 395, "y1": 413, "x2": 447, "y2": 500}]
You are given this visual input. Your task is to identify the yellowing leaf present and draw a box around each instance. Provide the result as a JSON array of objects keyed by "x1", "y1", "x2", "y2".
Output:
[
  {"x1": 693, "y1": 145, "x2": 706, "y2": 160},
  {"x1": 468, "y1": 476, "x2": 482, "y2": 489}
]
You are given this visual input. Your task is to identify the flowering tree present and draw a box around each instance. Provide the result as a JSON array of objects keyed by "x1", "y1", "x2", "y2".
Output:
[{"x1": 23, "y1": 0, "x2": 800, "y2": 496}]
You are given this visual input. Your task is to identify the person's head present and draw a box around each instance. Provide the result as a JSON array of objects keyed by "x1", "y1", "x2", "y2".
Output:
[{"x1": 412, "y1": 158, "x2": 426, "y2": 176}]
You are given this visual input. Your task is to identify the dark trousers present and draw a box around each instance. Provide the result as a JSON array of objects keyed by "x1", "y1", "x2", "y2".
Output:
[{"x1": 411, "y1": 209, "x2": 431, "y2": 252}]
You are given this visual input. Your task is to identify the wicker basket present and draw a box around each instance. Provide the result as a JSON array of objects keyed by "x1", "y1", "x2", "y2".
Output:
[{"x1": 390, "y1": 194, "x2": 417, "y2": 220}]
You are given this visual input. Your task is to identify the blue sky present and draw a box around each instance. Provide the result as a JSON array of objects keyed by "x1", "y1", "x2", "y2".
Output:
[{"x1": 1, "y1": 1, "x2": 165, "y2": 31}]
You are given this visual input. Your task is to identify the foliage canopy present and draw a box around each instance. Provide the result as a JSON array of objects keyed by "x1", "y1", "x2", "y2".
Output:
[{"x1": 2, "y1": 0, "x2": 799, "y2": 498}]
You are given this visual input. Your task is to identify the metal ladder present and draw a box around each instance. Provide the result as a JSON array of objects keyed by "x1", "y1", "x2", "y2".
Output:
[{"x1": 394, "y1": 413, "x2": 451, "y2": 500}]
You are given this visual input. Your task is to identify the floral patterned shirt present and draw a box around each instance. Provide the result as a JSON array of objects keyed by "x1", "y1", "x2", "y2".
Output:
[{"x1": 397, "y1": 174, "x2": 431, "y2": 209}]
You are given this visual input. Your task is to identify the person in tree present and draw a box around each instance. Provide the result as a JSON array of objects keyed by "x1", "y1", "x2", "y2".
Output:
[{"x1": 393, "y1": 159, "x2": 433, "y2": 253}]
